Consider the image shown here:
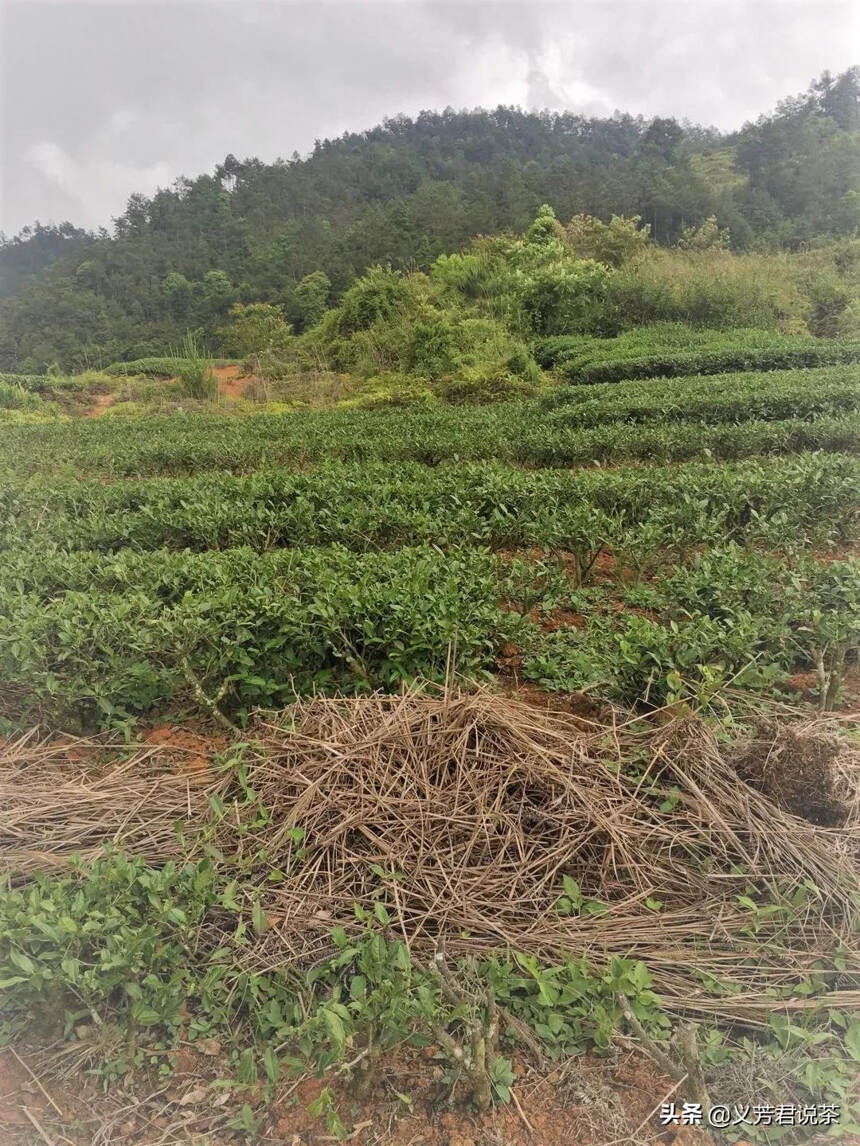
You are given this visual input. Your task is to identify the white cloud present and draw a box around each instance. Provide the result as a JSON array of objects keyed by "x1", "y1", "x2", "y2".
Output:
[
  {"x1": 2, "y1": 0, "x2": 857, "y2": 233},
  {"x1": 24, "y1": 139, "x2": 173, "y2": 226}
]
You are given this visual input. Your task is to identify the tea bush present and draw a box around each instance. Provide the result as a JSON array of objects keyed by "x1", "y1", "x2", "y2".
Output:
[
  {"x1": 2, "y1": 398, "x2": 859, "y2": 478},
  {"x1": 519, "y1": 547, "x2": 860, "y2": 707},
  {"x1": 534, "y1": 323, "x2": 791, "y2": 368},
  {"x1": 2, "y1": 455, "x2": 855, "y2": 556},
  {"x1": 0, "y1": 849, "x2": 670, "y2": 1111},
  {"x1": 539, "y1": 332, "x2": 860, "y2": 384},
  {"x1": 0, "y1": 544, "x2": 515, "y2": 727},
  {"x1": 546, "y1": 365, "x2": 860, "y2": 424},
  {"x1": 104, "y1": 357, "x2": 192, "y2": 378}
]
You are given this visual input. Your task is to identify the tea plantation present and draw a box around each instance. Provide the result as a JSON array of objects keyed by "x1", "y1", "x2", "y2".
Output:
[{"x1": 0, "y1": 339, "x2": 857, "y2": 731}]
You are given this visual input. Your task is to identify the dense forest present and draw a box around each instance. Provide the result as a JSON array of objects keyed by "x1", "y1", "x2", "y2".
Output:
[{"x1": 0, "y1": 67, "x2": 858, "y2": 371}]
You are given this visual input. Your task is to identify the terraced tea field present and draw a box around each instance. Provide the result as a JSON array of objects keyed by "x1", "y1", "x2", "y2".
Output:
[
  {"x1": 1, "y1": 327, "x2": 859, "y2": 1146},
  {"x1": 1, "y1": 347, "x2": 857, "y2": 730}
]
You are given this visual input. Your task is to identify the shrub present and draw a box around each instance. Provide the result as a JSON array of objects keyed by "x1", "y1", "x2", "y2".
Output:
[
  {"x1": 297, "y1": 261, "x2": 543, "y2": 390},
  {"x1": 337, "y1": 265, "x2": 417, "y2": 334},
  {"x1": 513, "y1": 256, "x2": 609, "y2": 336},
  {"x1": 405, "y1": 316, "x2": 460, "y2": 376},
  {"x1": 438, "y1": 363, "x2": 541, "y2": 403},
  {"x1": 430, "y1": 241, "x2": 507, "y2": 302},
  {"x1": 521, "y1": 547, "x2": 860, "y2": 708},
  {"x1": 565, "y1": 213, "x2": 653, "y2": 267},
  {"x1": 218, "y1": 303, "x2": 292, "y2": 357},
  {"x1": 676, "y1": 215, "x2": 731, "y2": 251}
]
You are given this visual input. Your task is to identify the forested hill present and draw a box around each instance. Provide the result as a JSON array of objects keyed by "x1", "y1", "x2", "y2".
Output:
[{"x1": 1, "y1": 67, "x2": 858, "y2": 372}]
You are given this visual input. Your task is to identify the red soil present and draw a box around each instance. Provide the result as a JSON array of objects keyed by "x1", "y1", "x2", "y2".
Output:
[
  {"x1": 0, "y1": 1040, "x2": 715, "y2": 1146},
  {"x1": 84, "y1": 391, "x2": 116, "y2": 418},
  {"x1": 142, "y1": 723, "x2": 228, "y2": 775},
  {"x1": 214, "y1": 363, "x2": 250, "y2": 400}
]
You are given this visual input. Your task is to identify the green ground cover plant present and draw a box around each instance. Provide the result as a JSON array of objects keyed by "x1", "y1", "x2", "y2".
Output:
[{"x1": 0, "y1": 849, "x2": 680, "y2": 1114}]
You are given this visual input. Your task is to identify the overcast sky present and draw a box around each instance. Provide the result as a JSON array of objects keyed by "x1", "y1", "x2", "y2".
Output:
[{"x1": 1, "y1": 0, "x2": 857, "y2": 236}]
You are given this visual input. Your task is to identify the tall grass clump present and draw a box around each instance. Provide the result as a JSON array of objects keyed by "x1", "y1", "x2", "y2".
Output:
[
  {"x1": 602, "y1": 248, "x2": 804, "y2": 332},
  {"x1": 0, "y1": 379, "x2": 43, "y2": 411},
  {"x1": 176, "y1": 334, "x2": 217, "y2": 400}
]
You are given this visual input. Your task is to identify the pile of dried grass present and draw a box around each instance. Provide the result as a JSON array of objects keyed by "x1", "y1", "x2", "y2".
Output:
[
  {"x1": 233, "y1": 691, "x2": 859, "y2": 1018},
  {"x1": 1, "y1": 690, "x2": 857, "y2": 1021}
]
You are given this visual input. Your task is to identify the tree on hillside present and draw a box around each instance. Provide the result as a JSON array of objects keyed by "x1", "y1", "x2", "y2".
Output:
[
  {"x1": 219, "y1": 302, "x2": 292, "y2": 356},
  {"x1": 163, "y1": 272, "x2": 193, "y2": 317},
  {"x1": 295, "y1": 271, "x2": 331, "y2": 330},
  {"x1": 0, "y1": 70, "x2": 857, "y2": 368}
]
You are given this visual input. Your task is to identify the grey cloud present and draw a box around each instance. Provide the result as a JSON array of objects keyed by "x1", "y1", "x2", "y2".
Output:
[{"x1": 1, "y1": 0, "x2": 857, "y2": 233}]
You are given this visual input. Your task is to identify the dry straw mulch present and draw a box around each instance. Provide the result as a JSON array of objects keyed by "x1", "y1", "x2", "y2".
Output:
[
  {"x1": 0, "y1": 728, "x2": 217, "y2": 876},
  {"x1": 1, "y1": 689, "x2": 858, "y2": 1022}
]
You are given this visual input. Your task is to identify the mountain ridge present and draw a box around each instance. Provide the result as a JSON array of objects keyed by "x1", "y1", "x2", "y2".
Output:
[{"x1": 0, "y1": 67, "x2": 857, "y2": 371}]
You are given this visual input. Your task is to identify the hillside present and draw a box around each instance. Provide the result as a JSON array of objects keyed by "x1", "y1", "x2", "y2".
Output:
[
  {"x1": 0, "y1": 65, "x2": 859, "y2": 1146},
  {"x1": 0, "y1": 66, "x2": 858, "y2": 372}
]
